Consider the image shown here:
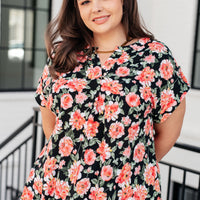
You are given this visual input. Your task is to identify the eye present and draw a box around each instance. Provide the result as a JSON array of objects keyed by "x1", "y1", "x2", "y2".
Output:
[{"x1": 80, "y1": 0, "x2": 90, "y2": 5}]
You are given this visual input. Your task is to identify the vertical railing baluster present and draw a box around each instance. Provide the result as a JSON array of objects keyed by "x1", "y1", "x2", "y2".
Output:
[
  {"x1": 32, "y1": 109, "x2": 38, "y2": 166},
  {"x1": 24, "y1": 142, "x2": 28, "y2": 184},
  {"x1": 167, "y1": 166, "x2": 172, "y2": 200},
  {"x1": 17, "y1": 148, "x2": 21, "y2": 196},
  {"x1": 181, "y1": 170, "x2": 186, "y2": 200},
  {"x1": 0, "y1": 162, "x2": 2, "y2": 200},
  {"x1": 41, "y1": 130, "x2": 46, "y2": 151},
  {"x1": 11, "y1": 153, "x2": 15, "y2": 200},
  {"x1": 198, "y1": 175, "x2": 200, "y2": 200},
  {"x1": 5, "y1": 159, "x2": 8, "y2": 200}
]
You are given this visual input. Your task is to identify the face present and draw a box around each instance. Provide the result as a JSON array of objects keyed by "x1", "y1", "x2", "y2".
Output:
[{"x1": 77, "y1": 0, "x2": 124, "y2": 37}]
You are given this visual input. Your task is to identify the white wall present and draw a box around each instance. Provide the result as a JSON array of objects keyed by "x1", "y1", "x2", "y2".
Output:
[{"x1": 0, "y1": 92, "x2": 37, "y2": 143}]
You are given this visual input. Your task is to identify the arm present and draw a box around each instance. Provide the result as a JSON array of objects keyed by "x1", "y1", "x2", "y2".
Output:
[
  {"x1": 154, "y1": 98, "x2": 186, "y2": 162},
  {"x1": 40, "y1": 106, "x2": 56, "y2": 140}
]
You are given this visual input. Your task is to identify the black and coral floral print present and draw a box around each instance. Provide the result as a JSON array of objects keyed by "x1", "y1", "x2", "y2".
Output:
[{"x1": 21, "y1": 38, "x2": 190, "y2": 200}]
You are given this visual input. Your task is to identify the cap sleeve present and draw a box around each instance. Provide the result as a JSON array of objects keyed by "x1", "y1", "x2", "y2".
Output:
[
  {"x1": 151, "y1": 43, "x2": 190, "y2": 123},
  {"x1": 35, "y1": 64, "x2": 52, "y2": 108}
]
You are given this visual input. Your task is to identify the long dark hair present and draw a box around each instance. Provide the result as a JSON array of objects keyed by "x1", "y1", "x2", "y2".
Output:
[{"x1": 45, "y1": 0, "x2": 154, "y2": 77}]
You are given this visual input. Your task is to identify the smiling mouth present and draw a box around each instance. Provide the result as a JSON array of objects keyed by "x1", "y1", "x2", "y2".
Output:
[{"x1": 93, "y1": 15, "x2": 110, "y2": 22}]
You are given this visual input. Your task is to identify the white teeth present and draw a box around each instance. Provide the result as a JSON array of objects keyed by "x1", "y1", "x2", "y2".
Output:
[{"x1": 94, "y1": 16, "x2": 108, "y2": 21}]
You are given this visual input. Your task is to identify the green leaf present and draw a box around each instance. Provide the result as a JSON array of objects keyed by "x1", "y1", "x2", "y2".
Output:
[
  {"x1": 112, "y1": 190, "x2": 117, "y2": 200},
  {"x1": 91, "y1": 178, "x2": 98, "y2": 185}
]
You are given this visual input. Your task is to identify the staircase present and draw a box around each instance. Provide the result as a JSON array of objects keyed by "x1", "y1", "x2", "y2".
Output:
[{"x1": 0, "y1": 107, "x2": 45, "y2": 200}]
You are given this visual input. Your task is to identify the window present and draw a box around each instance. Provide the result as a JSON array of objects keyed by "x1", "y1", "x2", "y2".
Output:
[
  {"x1": 192, "y1": 0, "x2": 200, "y2": 89},
  {"x1": 0, "y1": 0, "x2": 52, "y2": 91},
  {"x1": 172, "y1": 182, "x2": 199, "y2": 200}
]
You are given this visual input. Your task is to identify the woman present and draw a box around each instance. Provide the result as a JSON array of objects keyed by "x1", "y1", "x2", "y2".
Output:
[{"x1": 21, "y1": 0, "x2": 190, "y2": 199}]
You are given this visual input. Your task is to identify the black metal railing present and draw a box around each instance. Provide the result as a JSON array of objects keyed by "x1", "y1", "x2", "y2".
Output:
[
  {"x1": 0, "y1": 108, "x2": 200, "y2": 200},
  {"x1": 160, "y1": 143, "x2": 200, "y2": 200},
  {"x1": 0, "y1": 107, "x2": 45, "y2": 200}
]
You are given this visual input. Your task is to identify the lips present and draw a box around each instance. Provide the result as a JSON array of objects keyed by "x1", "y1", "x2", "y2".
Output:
[{"x1": 92, "y1": 15, "x2": 110, "y2": 24}]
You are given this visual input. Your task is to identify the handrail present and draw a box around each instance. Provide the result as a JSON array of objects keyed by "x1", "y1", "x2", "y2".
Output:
[
  {"x1": 174, "y1": 142, "x2": 200, "y2": 154},
  {"x1": 0, "y1": 136, "x2": 32, "y2": 163},
  {"x1": 0, "y1": 116, "x2": 34, "y2": 150}
]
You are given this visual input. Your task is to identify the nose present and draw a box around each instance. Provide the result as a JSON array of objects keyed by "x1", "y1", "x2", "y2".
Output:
[{"x1": 92, "y1": 0, "x2": 103, "y2": 13}]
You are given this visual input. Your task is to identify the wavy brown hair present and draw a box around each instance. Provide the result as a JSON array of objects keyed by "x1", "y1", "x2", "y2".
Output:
[{"x1": 45, "y1": 0, "x2": 154, "y2": 78}]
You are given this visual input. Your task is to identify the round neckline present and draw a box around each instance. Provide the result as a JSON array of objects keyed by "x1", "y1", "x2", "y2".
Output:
[
  {"x1": 91, "y1": 37, "x2": 150, "y2": 54},
  {"x1": 118, "y1": 37, "x2": 151, "y2": 49}
]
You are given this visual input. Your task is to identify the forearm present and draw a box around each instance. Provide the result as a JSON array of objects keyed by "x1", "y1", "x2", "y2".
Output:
[
  {"x1": 154, "y1": 131, "x2": 180, "y2": 162},
  {"x1": 154, "y1": 99, "x2": 186, "y2": 162},
  {"x1": 40, "y1": 106, "x2": 56, "y2": 140}
]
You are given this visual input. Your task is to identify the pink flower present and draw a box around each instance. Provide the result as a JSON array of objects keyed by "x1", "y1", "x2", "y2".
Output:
[
  {"x1": 97, "y1": 140, "x2": 111, "y2": 163},
  {"x1": 104, "y1": 101, "x2": 120, "y2": 122},
  {"x1": 76, "y1": 178, "x2": 91, "y2": 195},
  {"x1": 148, "y1": 42, "x2": 167, "y2": 53},
  {"x1": 123, "y1": 146, "x2": 131, "y2": 158},
  {"x1": 118, "y1": 185, "x2": 134, "y2": 200},
  {"x1": 21, "y1": 186, "x2": 34, "y2": 200},
  {"x1": 144, "y1": 55, "x2": 156, "y2": 63},
  {"x1": 122, "y1": 116, "x2": 131, "y2": 126},
  {"x1": 68, "y1": 161, "x2": 84, "y2": 184},
  {"x1": 59, "y1": 136, "x2": 73, "y2": 157},
  {"x1": 134, "y1": 165, "x2": 141, "y2": 176},
  {"x1": 101, "y1": 78, "x2": 123, "y2": 95},
  {"x1": 86, "y1": 66, "x2": 102, "y2": 79},
  {"x1": 133, "y1": 185, "x2": 148, "y2": 200},
  {"x1": 133, "y1": 143, "x2": 145, "y2": 163},
  {"x1": 84, "y1": 149, "x2": 96, "y2": 165},
  {"x1": 135, "y1": 67, "x2": 155, "y2": 85},
  {"x1": 69, "y1": 110, "x2": 86, "y2": 130},
  {"x1": 101, "y1": 165, "x2": 113, "y2": 181},
  {"x1": 144, "y1": 164, "x2": 157, "y2": 186},
  {"x1": 67, "y1": 78, "x2": 87, "y2": 92},
  {"x1": 117, "y1": 52, "x2": 129, "y2": 65},
  {"x1": 44, "y1": 178, "x2": 56, "y2": 196},
  {"x1": 61, "y1": 93, "x2": 73, "y2": 110},
  {"x1": 89, "y1": 186, "x2": 107, "y2": 200},
  {"x1": 76, "y1": 92, "x2": 88, "y2": 104},
  {"x1": 116, "y1": 163, "x2": 132, "y2": 186},
  {"x1": 84, "y1": 115, "x2": 99, "y2": 139},
  {"x1": 33, "y1": 177, "x2": 43, "y2": 195},
  {"x1": 94, "y1": 93, "x2": 105, "y2": 114},
  {"x1": 115, "y1": 67, "x2": 130, "y2": 77},
  {"x1": 43, "y1": 157, "x2": 57, "y2": 178},
  {"x1": 128, "y1": 122, "x2": 139, "y2": 142},
  {"x1": 55, "y1": 180, "x2": 70, "y2": 199},
  {"x1": 159, "y1": 59, "x2": 174, "y2": 80},
  {"x1": 109, "y1": 122, "x2": 125, "y2": 139},
  {"x1": 59, "y1": 160, "x2": 66, "y2": 169},
  {"x1": 161, "y1": 89, "x2": 177, "y2": 114},
  {"x1": 126, "y1": 92, "x2": 141, "y2": 107},
  {"x1": 27, "y1": 168, "x2": 35, "y2": 182}
]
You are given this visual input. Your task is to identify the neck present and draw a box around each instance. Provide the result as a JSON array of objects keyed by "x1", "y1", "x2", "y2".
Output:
[{"x1": 93, "y1": 25, "x2": 127, "y2": 51}]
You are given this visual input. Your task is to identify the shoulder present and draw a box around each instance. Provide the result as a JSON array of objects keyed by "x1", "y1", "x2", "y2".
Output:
[
  {"x1": 41, "y1": 64, "x2": 51, "y2": 81},
  {"x1": 147, "y1": 39, "x2": 172, "y2": 55},
  {"x1": 140, "y1": 38, "x2": 176, "y2": 67},
  {"x1": 126, "y1": 38, "x2": 171, "y2": 56}
]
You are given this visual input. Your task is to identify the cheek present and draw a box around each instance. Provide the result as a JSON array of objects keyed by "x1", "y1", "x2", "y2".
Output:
[{"x1": 79, "y1": 10, "x2": 89, "y2": 26}]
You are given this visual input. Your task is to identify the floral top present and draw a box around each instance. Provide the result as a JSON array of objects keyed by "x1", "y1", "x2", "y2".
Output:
[{"x1": 21, "y1": 38, "x2": 190, "y2": 200}]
